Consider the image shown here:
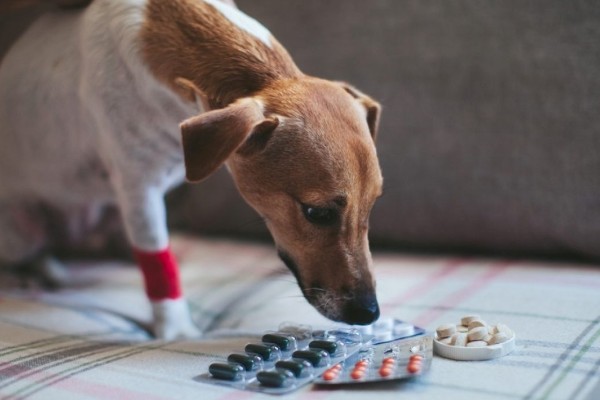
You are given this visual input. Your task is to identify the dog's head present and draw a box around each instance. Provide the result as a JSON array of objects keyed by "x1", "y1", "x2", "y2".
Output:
[{"x1": 180, "y1": 77, "x2": 383, "y2": 325}]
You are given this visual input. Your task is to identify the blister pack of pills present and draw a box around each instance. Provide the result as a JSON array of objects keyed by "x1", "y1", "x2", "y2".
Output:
[
  {"x1": 314, "y1": 324, "x2": 433, "y2": 385},
  {"x1": 195, "y1": 318, "x2": 433, "y2": 394}
]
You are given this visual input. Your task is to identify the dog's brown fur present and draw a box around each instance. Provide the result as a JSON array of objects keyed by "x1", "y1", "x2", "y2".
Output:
[
  {"x1": 141, "y1": 0, "x2": 300, "y2": 108},
  {"x1": 142, "y1": 0, "x2": 383, "y2": 324}
]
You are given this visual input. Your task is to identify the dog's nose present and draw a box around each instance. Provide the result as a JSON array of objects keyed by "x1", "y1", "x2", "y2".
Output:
[{"x1": 342, "y1": 295, "x2": 380, "y2": 325}]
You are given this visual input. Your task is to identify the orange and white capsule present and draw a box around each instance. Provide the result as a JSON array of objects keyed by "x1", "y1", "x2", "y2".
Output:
[
  {"x1": 407, "y1": 362, "x2": 421, "y2": 374},
  {"x1": 350, "y1": 368, "x2": 365, "y2": 380},
  {"x1": 378, "y1": 356, "x2": 396, "y2": 377},
  {"x1": 382, "y1": 357, "x2": 396, "y2": 366},
  {"x1": 322, "y1": 364, "x2": 342, "y2": 381},
  {"x1": 322, "y1": 370, "x2": 337, "y2": 381}
]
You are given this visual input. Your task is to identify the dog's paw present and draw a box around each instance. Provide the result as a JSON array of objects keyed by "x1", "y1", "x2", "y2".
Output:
[
  {"x1": 151, "y1": 298, "x2": 201, "y2": 340},
  {"x1": 15, "y1": 256, "x2": 71, "y2": 290},
  {"x1": 36, "y1": 256, "x2": 71, "y2": 288}
]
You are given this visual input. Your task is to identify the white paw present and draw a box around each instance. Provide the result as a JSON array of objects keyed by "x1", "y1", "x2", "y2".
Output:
[
  {"x1": 151, "y1": 298, "x2": 201, "y2": 340},
  {"x1": 34, "y1": 256, "x2": 71, "y2": 288}
]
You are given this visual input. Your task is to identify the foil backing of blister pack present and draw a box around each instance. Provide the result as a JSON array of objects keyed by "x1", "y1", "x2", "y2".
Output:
[
  {"x1": 194, "y1": 319, "x2": 432, "y2": 394},
  {"x1": 314, "y1": 330, "x2": 433, "y2": 385}
]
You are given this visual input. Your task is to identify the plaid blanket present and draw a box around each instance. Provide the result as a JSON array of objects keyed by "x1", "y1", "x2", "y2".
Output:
[{"x1": 0, "y1": 235, "x2": 599, "y2": 399}]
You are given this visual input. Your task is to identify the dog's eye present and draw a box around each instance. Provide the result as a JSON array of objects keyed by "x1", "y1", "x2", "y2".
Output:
[{"x1": 302, "y1": 204, "x2": 338, "y2": 226}]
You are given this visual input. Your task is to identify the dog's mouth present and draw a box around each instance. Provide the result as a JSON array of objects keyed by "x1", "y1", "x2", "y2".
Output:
[{"x1": 276, "y1": 248, "x2": 380, "y2": 325}]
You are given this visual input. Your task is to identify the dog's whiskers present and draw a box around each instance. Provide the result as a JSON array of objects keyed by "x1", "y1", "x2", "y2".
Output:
[
  {"x1": 235, "y1": 216, "x2": 267, "y2": 229},
  {"x1": 303, "y1": 287, "x2": 327, "y2": 294},
  {"x1": 274, "y1": 294, "x2": 307, "y2": 300}
]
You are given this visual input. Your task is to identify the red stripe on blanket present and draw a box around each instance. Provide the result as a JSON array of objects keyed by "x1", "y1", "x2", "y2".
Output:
[
  {"x1": 134, "y1": 247, "x2": 182, "y2": 300},
  {"x1": 413, "y1": 262, "x2": 512, "y2": 327},
  {"x1": 502, "y1": 274, "x2": 600, "y2": 289},
  {"x1": 381, "y1": 259, "x2": 465, "y2": 313}
]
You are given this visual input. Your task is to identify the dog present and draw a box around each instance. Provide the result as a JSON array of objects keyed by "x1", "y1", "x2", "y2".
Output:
[{"x1": 0, "y1": 0, "x2": 383, "y2": 339}]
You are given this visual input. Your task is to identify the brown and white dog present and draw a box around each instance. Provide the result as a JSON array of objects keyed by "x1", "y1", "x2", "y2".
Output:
[{"x1": 0, "y1": 0, "x2": 383, "y2": 339}]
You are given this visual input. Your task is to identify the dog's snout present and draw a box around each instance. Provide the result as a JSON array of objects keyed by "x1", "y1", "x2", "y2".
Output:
[{"x1": 342, "y1": 293, "x2": 380, "y2": 325}]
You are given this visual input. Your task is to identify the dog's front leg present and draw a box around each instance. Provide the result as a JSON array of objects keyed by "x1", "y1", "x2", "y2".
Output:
[{"x1": 113, "y1": 183, "x2": 200, "y2": 340}]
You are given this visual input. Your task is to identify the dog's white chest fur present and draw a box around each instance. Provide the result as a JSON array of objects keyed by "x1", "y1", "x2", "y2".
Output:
[
  {"x1": 0, "y1": 0, "x2": 196, "y2": 207},
  {"x1": 0, "y1": 0, "x2": 208, "y2": 339}
]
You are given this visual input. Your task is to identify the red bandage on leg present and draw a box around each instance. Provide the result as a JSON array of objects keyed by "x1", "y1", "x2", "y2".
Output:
[{"x1": 133, "y1": 247, "x2": 182, "y2": 300}]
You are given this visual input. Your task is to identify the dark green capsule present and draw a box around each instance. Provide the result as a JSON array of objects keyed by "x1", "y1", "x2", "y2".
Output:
[
  {"x1": 292, "y1": 349, "x2": 327, "y2": 367},
  {"x1": 256, "y1": 370, "x2": 295, "y2": 388},
  {"x1": 227, "y1": 353, "x2": 258, "y2": 371},
  {"x1": 245, "y1": 343, "x2": 277, "y2": 361},
  {"x1": 309, "y1": 340, "x2": 338, "y2": 355},
  {"x1": 275, "y1": 360, "x2": 306, "y2": 377},
  {"x1": 262, "y1": 333, "x2": 292, "y2": 351},
  {"x1": 208, "y1": 363, "x2": 244, "y2": 381}
]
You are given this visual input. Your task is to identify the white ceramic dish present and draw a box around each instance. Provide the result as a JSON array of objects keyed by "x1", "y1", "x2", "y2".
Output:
[{"x1": 433, "y1": 334, "x2": 515, "y2": 361}]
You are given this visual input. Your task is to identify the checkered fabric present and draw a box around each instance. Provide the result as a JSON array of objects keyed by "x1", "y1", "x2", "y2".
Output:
[{"x1": 0, "y1": 235, "x2": 599, "y2": 400}]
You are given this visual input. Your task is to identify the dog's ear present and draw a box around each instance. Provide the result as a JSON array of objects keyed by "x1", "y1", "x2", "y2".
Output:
[
  {"x1": 338, "y1": 82, "x2": 381, "y2": 141},
  {"x1": 174, "y1": 77, "x2": 210, "y2": 110},
  {"x1": 180, "y1": 98, "x2": 277, "y2": 182}
]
